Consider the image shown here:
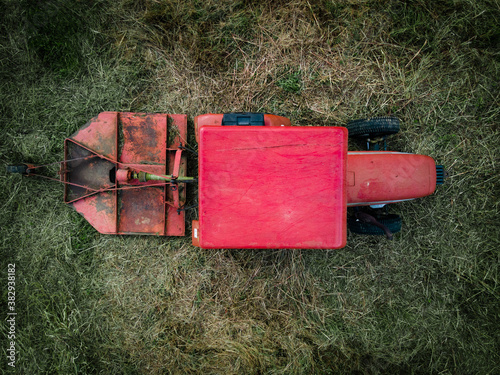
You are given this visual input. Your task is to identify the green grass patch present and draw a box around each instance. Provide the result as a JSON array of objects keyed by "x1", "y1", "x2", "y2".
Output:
[{"x1": 277, "y1": 68, "x2": 303, "y2": 93}]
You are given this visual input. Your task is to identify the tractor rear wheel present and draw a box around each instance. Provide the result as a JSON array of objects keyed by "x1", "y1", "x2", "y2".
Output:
[
  {"x1": 346, "y1": 117, "x2": 400, "y2": 138},
  {"x1": 348, "y1": 214, "x2": 402, "y2": 236}
]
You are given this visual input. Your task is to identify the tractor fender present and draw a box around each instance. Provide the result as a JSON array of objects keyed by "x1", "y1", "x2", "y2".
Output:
[{"x1": 194, "y1": 113, "x2": 291, "y2": 143}]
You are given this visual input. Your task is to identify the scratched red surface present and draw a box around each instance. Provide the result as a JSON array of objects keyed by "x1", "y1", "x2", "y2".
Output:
[
  {"x1": 193, "y1": 113, "x2": 292, "y2": 142},
  {"x1": 72, "y1": 193, "x2": 117, "y2": 234},
  {"x1": 70, "y1": 112, "x2": 118, "y2": 159},
  {"x1": 346, "y1": 152, "x2": 437, "y2": 206},
  {"x1": 66, "y1": 112, "x2": 187, "y2": 236},
  {"x1": 198, "y1": 126, "x2": 347, "y2": 249}
]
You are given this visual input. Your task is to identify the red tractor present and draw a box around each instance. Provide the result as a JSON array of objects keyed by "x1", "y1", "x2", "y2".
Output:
[{"x1": 7, "y1": 112, "x2": 445, "y2": 249}]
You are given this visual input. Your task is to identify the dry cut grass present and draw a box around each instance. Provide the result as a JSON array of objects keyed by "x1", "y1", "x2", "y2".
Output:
[{"x1": 1, "y1": 0, "x2": 499, "y2": 374}]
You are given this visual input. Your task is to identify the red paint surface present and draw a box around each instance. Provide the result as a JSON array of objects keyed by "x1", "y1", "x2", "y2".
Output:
[
  {"x1": 71, "y1": 112, "x2": 118, "y2": 159},
  {"x1": 197, "y1": 126, "x2": 347, "y2": 249},
  {"x1": 194, "y1": 113, "x2": 291, "y2": 142},
  {"x1": 72, "y1": 193, "x2": 116, "y2": 234},
  {"x1": 346, "y1": 152, "x2": 437, "y2": 206},
  {"x1": 65, "y1": 112, "x2": 187, "y2": 236}
]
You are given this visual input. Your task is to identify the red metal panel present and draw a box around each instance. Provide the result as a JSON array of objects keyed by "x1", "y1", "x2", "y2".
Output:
[
  {"x1": 346, "y1": 152, "x2": 437, "y2": 206},
  {"x1": 70, "y1": 112, "x2": 118, "y2": 160},
  {"x1": 66, "y1": 112, "x2": 187, "y2": 236},
  {"x1": 198, "y1": 126, "x2": 347, "y2": 249},
  {"x1": 194, "y1": 114, "x2": 223, "y2": 143},
  {"x1": 194, "y1": 113, "x2": 291, "y2": 143},
  {"x1": 166, "y1": 205, "x2": 184, "y2": 236},
  {"x1": 118, "y1": 187, "x2": 165, "y2": 234},
  {"x1": 72, "y1": 193, "x2": 117, "y2": 234},
  {"x1": 263, "y1": 114, "x2": 291, "y2": 127},
  {"x1": 166, "y1": 114, "x2": 187, "y2": 236},
  {"x1": 172, "y1": 149, "x2": 183, "y2": 178},
  {"x1": 120, "y1": 113, "x2": 167, "y2": 165}
]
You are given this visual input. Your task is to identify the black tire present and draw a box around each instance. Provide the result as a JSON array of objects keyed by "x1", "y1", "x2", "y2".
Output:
[
  {"x1": 6, "y1": 165, "x2": 29, "y2": 174},
  {"x1": 346, "y1": 117, "x2": 400, "y2": 138},
  {"x1": 348, "y1": 214, "x2": 402, "y2": 236}
]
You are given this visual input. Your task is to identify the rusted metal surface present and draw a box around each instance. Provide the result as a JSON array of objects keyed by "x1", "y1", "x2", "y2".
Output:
[
  {"x1": 64, "y1": 140, "x2": 115, "y2": 202},
  {"x1": 72, "y1": 193, "x2": 117, "y2": 234},
  {"x1": 70, "y1": 112, "x2": 118, "y2": 159},
  {"x1": 165, "y1": 114, "x2": 187, "y2": 235},
  {"x1": 118, "y1": 188, "x2": 165, "y2": 234},
  {"x1": 64, "y1": 112, "x2": 187, "y2": 236},
  {"x1": 121, "y1": 113, "x2": 166, "y2": 165}
]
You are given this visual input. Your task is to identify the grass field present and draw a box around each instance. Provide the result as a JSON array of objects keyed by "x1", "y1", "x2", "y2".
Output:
[{"x1": 1, "y1": 0, "x2": 499, "y2": 373}]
